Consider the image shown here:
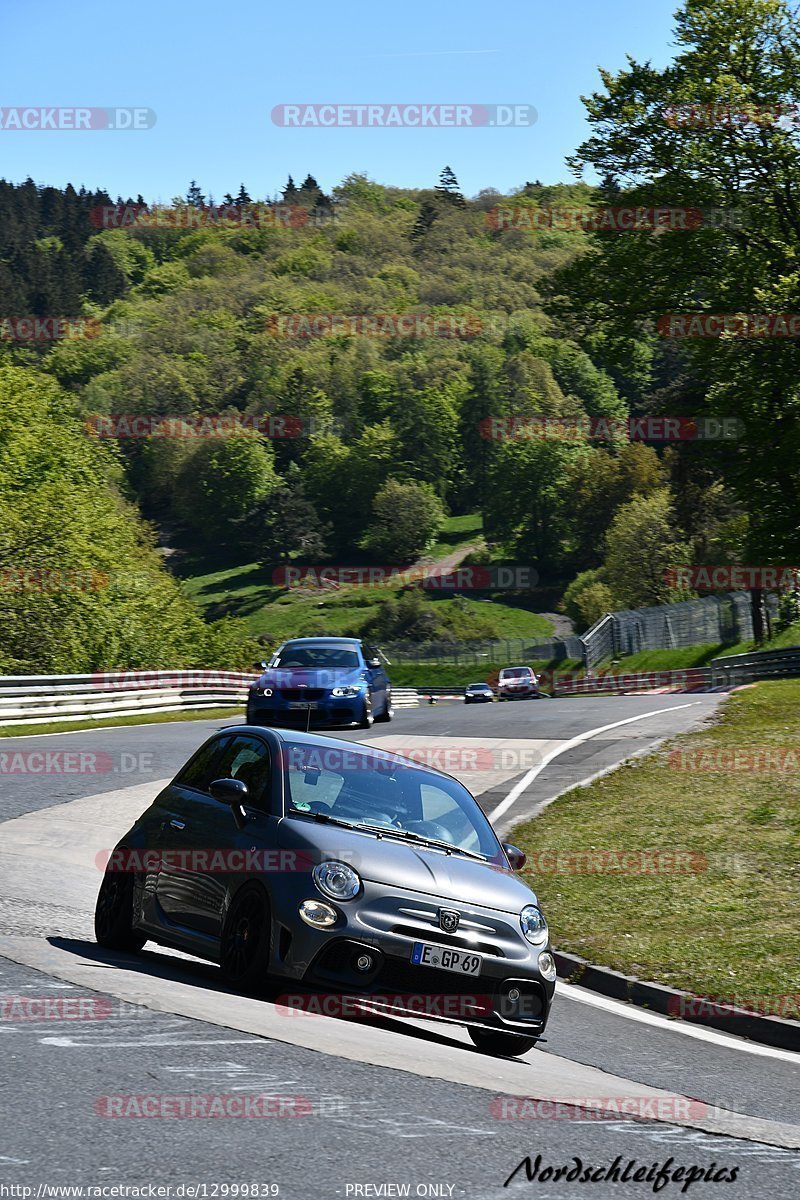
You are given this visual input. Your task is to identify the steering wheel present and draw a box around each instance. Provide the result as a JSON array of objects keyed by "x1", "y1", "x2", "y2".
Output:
[{"x1": 405, "y1": 820, "x2": 453, "y2": 844}]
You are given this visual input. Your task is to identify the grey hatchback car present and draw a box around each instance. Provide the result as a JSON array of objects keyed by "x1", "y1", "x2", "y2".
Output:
[{"x1": 95, "y1": 726, "x2": 556, "y2": 1056}]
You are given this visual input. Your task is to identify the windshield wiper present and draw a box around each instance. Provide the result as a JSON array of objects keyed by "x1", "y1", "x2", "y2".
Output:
[
  {"x1": 287, "y1": 808, "x2": 359, "y2": 830},
  {"x1": 288, "y1": 811, "x2": 489, "y2": 860},
  {"x1": 356, "y1": 824, "x2": 488, "y2": 861}
]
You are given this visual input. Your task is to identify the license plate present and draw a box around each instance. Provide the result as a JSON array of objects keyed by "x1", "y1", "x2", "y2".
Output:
[
  {"x1": 288, "y1": 701, "x2": 319, "y2": 710},
  {"x1": 411, "y1": 942, "x2": 482, "y2": 976}
]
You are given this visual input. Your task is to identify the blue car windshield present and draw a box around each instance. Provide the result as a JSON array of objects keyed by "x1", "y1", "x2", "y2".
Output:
[
  {"x1": 270, "y1": 647, "x2": 360, "y2": 669},
  {"x1": 281, "y1": 741, "x2": 504, "y2": 863}
]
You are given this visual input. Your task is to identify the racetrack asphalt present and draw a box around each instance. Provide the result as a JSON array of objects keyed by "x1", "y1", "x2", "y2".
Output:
[{"x1": 1, "y1": 696, "x2": 798, "y2": 1197}]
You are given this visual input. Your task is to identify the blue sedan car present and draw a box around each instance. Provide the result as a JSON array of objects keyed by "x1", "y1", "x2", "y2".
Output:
[{"x1": 246, "y1": 637, "x2": 392, "y2": 729}]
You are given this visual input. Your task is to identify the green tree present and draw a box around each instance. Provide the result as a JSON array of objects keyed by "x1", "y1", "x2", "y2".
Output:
[
  {"x1": 174, "y1": 435, "x2": 279, "y2": 540},
  {"x1": 237, "y1": 470, "x2": 329, "y2": 563},
  {"x1": 435, "y1": 166, "x2": 465, "y2": 207},
  {"x1": 484, "y1": 437, "x2": 592, "y2": 577},
  {"x1": 562, "y1": 569, "x2": 615, "y2": 631},
  {"x1": 553, "y1": 0, "x2": 800, "y2": 558},
  {"x1": 0, "y1": 364, "x2": 255, "y2": 671},
  {"x1": 362, "y1": 479, "x2": 446, "y2": 561},
  {"x1": 604, "y1": 489, "x2": 691, "y2": 609}
]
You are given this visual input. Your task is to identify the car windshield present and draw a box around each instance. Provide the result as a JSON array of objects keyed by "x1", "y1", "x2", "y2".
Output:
[
  {"x1": 469, "y1": 683, "x2": 489, "y2": 690},
  {"x1": 502, "y1": 668, "x2": 531, "y2": 679},
  {"x1": 270, "y1": 646, "x2": 360, "y2": 669},
  {"x1": 281, "y1": 741, "x2": 504, "y2": 863}
]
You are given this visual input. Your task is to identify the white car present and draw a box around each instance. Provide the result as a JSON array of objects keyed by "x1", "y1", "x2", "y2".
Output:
[{"x1": 498, "y1": 666, "x2": 539, "y2": 700}]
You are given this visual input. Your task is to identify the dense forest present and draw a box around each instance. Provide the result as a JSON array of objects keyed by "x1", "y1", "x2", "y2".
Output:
[{"x1": 3, "y1": 0, "x2": 800, "y2": 671}]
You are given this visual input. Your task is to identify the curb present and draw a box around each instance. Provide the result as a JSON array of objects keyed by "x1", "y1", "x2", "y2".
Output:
[{"x1": 554, "y1": 950, "x2": 800, "y2": 1053}]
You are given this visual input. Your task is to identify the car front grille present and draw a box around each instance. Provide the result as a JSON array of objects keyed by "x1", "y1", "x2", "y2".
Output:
[
  {"x1": 389, "y1": 923, "x2": 503, "y2": 957},
  {"x1": 279, "y1": 688, "x2": 326, "y2": 701}
]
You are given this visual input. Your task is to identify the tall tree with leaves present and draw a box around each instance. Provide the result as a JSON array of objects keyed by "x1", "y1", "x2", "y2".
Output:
[
  {"x1": 435, "y1": 166, "x2": 465, "y2": 206},
  {"x1": 550, "y1": 0, "x2": 800, "y2": 559},
  {"x1": 185, "y1": 180, "x2": 205, "y2": 208}
]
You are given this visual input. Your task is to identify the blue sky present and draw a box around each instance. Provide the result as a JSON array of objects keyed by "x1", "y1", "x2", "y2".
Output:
[{"x1": 2, "y1": 0, "x2": 681, "y2": 200}]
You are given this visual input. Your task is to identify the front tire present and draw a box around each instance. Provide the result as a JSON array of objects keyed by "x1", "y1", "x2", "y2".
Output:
[
  {"x1": 220, "y1": 884, "x2": 272, "y2": 993},
  {"x1": 359, "y1": 696, "x2": 374, "y2": 728},
  {"x1": 94, "y1": 870, "x2": 146, "y2": 952},
  {"x1": 468, "y1": 1027, "x2": 537, "y2": 1058}
]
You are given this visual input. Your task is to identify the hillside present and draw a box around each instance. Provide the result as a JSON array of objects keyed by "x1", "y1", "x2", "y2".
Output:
[{"x1": 0, "y1": 167, "x2": 771, "y2": 669}]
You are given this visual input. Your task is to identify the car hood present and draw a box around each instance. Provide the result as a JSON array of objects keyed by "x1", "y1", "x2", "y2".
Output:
[
  {"x1": 256, "y1": 667, "x2": 364, "y2": 689},
  {"x1": 278, "y1": 817, "x2": 537, "y2": 912}
]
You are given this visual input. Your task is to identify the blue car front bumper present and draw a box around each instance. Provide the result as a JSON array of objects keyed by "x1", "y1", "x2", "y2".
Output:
[{"x1": 247, "y1": 691, "x2": 366, "y2": 728}]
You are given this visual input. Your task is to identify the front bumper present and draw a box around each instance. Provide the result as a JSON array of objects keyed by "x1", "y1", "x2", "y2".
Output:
[
  {"x1": 247, "y1": 692, "x2": 365, "y2": 728},
  {"x1": 272, "y1": 879, "x2": 554, "y2": 1036}
]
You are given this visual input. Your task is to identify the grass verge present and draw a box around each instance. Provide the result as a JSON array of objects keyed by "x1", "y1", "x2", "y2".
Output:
[
  {"x1": 510, "y1": 680, "x2": 800, "y2": 1015},
  {"x1": 0, "y1": 707, "x2": 244, "y2": 739}
]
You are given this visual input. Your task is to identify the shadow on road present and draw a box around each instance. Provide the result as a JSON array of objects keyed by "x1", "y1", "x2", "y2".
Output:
[{"x1": 47, "y1": 936, "x2": 533, "y2": 1063}]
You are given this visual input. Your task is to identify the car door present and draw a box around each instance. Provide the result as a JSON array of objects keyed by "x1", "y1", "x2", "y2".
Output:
[
  {"x1": 153, "y1": 734, "x2": 235, "y2": 932},
  {"x1": 159, "y1": 733, "x2": 278, "y2": 938}
]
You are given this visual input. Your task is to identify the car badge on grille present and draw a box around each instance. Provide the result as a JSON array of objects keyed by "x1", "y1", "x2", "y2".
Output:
[{"x1": 439, "y1": 909, "x2": 460, "y2": 933}]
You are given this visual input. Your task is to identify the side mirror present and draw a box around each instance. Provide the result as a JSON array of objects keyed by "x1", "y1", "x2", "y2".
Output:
[
  {"x1": 259, "y1": 661, "x2": 268, "y2": 670},
  {"x1": 209, "y1": 777, "x2": 249, "y2": 830},
  {"x1": 366, "y1": 657, "x2": 381, "y2": 669},
  {"x1": 503, "y1": 843, "x2": 526, "y2": 871}
]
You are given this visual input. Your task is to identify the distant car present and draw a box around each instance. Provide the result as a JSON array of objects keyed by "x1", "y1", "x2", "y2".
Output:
[
  {"x1": 497, "y1": 666, "x2": 540, "y2": 700},
  {"x1": 464, "y1": 683, "x2": 494, "y2": 704},
  {"x1": 95, "y1": 725, "x2": 556, "y2": 1057},
  {"x1": 246, "y1": 637, "x2": 391, "y2": 729}
]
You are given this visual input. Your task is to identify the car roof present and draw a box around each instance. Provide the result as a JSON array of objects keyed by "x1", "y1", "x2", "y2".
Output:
[
  {"x1": 278, "y1": 637, "x2": 362, "y2": 646},
  {"x1": 218, "y1": 724, "x2": 456, "y2": 782},
  {"x1": 468, "y1": 682, "x2": 491, "y2": 687}
]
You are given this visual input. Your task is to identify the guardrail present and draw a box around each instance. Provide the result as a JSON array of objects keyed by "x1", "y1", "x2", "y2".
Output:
[
  {"x1": 550, "y1": 648, "x2": 800, "y2": 695},
  {"x1": 0, "y1": 670, "x2": 255, "y2": 727},
  {"x1": 709, "y1": 646, "x2": 800, "y2": 687}
]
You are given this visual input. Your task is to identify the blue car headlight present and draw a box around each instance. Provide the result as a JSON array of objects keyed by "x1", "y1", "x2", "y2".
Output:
[
  {"x1": 331, "y1": 686, "x2": 361, "y2": 698},
  {"x1": 313, "y1": 861, "x2": 361, "y2": 901},
  {"x1": 520, "y1": 904, "x2": 549, "y2": 946},
  {"x1": 251, "y1": 686, "x2": 272, "y2": 697}
]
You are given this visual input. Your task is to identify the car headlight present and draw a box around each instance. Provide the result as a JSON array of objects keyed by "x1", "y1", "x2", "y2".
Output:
[
  {"x1": 313, "y1": 860, "x2": 361, "y2": 901},
  {"x1": 299, "y1": 899, "x2": 338, "y2": 928},
  {"x1": 252, "y1": 687, "x2": 272, "y2": 697},
  {"x1": 331, "y1": 686, "x2": 361, "y2": 697},
  {"x1": 538, "y1": 951, "x2": 557, "y2": 981},
  {"x1": 520, "y1": 904, "x2": 549, "y2": 946}
]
